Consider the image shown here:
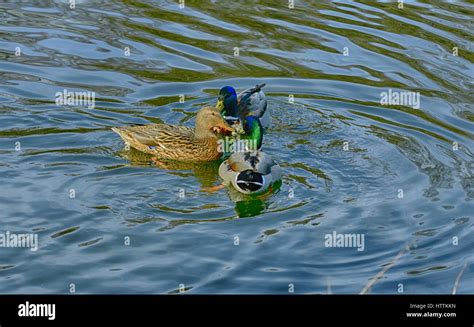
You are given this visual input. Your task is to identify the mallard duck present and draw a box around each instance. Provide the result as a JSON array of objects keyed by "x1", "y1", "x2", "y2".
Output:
[
  {"x1": 216, "y1": 84, "x2": 270, "y2": 129},
  {"x1": 112, "y1": 106, "x2": 234, "y2": 162},
  {"x1": 218, "y1": 151, "x2": 281, "y2": 194}
]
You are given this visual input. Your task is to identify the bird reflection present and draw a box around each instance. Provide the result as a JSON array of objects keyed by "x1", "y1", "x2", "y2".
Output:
[{"x1": 116, "y1": 147, "x2": 281, "y2": 218}]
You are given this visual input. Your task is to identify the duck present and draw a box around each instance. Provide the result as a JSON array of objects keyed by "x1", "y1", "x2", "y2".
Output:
[
  {"x1": 216, "y1": 83, "x2": 270, "y2": 129},
  {"x1": 203, "y1": 115, "x2": 281, "y2": 195},
  {"x1": 112, "y1": 106, "x2": 234, "y2": 162},
  {"x1": 218, "y1": 150, "x2": 281, "y2": 195}
]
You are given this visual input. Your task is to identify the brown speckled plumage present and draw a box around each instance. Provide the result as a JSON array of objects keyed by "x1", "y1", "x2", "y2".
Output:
[{"x1": 112, "y1": 106, "x2": 233, "y2": 162}]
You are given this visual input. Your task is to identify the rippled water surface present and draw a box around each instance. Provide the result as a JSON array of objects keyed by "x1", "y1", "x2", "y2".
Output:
[{"x1": 0, "y1": 0, "x2": 473, "y2": 294}]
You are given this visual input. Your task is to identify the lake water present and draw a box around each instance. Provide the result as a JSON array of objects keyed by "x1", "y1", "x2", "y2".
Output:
[{"x1": 0, "y1": 0, "x2": 472, "y2": 294}]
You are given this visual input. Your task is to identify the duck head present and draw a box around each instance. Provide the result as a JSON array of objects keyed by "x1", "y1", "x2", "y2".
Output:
[
  {"x1": 195, "y1": 106, "x2": 234, "y2": 139},
  {"x1": 216, "y1": 86, "x2": 238, "y2": 117}
]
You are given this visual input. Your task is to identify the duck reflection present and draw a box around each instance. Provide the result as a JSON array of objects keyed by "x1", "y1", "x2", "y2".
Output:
[{"x1": 116, "y1": 147, "x2": 280, "y2": 217}]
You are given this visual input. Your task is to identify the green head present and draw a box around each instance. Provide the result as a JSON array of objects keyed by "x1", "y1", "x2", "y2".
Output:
[
  {"x1": 241, "y1": 116, "x2": 263, "y2": 150},
  {"x1": 216, "y1": 86, "x2": 238, "y2": 117}
]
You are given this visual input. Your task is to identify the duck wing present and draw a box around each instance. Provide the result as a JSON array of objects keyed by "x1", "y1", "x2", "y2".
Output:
[
  {"x1": 225, "y1": 151, "x2": 276, "y2": 175},
  {"x1": 252, "y1": 151, "x2": 278, "y2": 175},
  {"x1": 225, "y1": 152, "x2": 255, "y2": 172},
  {"x1": 237, "y1": 84, "x2": 267, "y2": 118},
  {"x1": 113, "y1": 124, "x2": 195, "y2": 148}
]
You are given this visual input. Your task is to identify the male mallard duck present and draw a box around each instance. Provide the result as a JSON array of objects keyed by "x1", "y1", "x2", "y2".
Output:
[
  {"x1": 216, "y1": 84, "x2": 270, "y2": 129},
  {"x1": 112, "y1": 106, "x2": 234, "y2": 162},
  {"x1": 218, "y1": 151, "x2": 281, "y2": 194}
]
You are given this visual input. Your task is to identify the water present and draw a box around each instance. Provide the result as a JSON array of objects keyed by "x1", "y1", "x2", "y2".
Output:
[{"x1": 0, "y1": 0, "x2": 472, "y2": 294}]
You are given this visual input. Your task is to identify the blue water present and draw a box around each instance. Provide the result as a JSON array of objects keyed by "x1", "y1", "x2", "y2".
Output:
[{"x1": 0, "y1": 0, "x2": 472, "y2": 294}]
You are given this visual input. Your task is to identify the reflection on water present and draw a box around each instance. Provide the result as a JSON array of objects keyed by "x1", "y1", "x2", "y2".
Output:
[
  {"x1": 119, "y1": 147, "x2": 281, "y2": 218},
  {"x1": 0, "y1": 0, "x2": 472, "y2": 294}
]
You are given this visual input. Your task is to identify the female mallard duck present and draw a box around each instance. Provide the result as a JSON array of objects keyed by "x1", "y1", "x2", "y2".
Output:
[
  {"x1": 216, "y1": 84, "x2": 270, "y2": 129},
  {"x1": 112, "y1": 106, "x2": 234, "y2": 162},
  {"x1": 218, "y1": 151, "x2": 281, "y2": 194}
]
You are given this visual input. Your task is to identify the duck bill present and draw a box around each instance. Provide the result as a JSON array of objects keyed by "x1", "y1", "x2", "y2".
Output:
[
  {"x1": 216, "y1": 99, "x2": 225, "y2": 111},
  {"x1": 213, "y1": 122, "x2": 234, "y2": 135}
]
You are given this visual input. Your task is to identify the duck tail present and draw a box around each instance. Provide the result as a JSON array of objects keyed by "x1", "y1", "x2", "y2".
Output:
[
  {"x1": 112, "y1": 127, "x2": 133, "y2": 145},
  {"x1": 112, "y1": 126, "x2": 127, "y2": 137},
  {"x1": 238, "y1": 84, "x2": 266, "y2": 116},
  {"x1": 236, "y1": 169, "x2": 264, "y2": 193},
  {"x1": 111, "y1": 126, "x2": 122, "y2": 135},
  {"x1": 250, "y1": 83, "x2": 266, "y2": 93}
]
